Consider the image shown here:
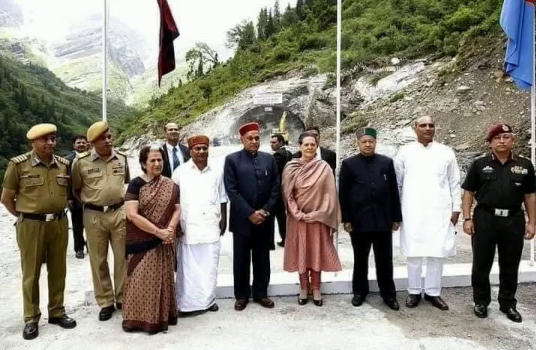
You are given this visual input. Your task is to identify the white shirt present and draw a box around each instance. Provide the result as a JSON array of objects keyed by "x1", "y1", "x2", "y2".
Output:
[
  {"x1": 166, "y1": 142, "x2": 185, "y2": 172},
  {"x1": 394, "y1": 141, "x2": 461, "y2": 258},
  {"x1": 172, "y1": 160, "x2": 227, "y2": 245}
]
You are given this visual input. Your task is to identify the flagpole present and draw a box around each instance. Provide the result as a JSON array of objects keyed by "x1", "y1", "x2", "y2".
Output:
[
  {"x1": 102, "y1": 0, "x2": 108, "y2": 122},
  {"x1": 335, "y1": 0, "x2": 342, "y2": 256},
  {"x1": 530, "y1": 12, "x2": 535, "y2": 266}
]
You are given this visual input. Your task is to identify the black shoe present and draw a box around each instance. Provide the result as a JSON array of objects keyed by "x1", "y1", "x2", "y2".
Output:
[
  {"x1": 253, "y1": 297, "x2": 275, "y2": 308},
  {"x1": 500, "y1": 307, "x2": 522, "y2": 323},
  {"x1": 474, "y1": 304, "x2": 488, "y2": 318},
  {"x1": 351, "y1": 294, "x2": 365, "y2": 307},
  {"x1": 48, "y1": 315, "x2": 77, "y2": 329},
  {"x1": 405, "y1": 294, "x2": 422, "y2": 308},
  {"x1": 116, "y1": 302, "x2": 122, "y2": 310},
  {"x1": 99, "y1": 305, "x2": 115, "y2": 321},
  {"x1": 208, "y1": 303, "x2": 219, "y2": 312},
  {"x1": 298, "y1": 297, "x2": 308, "y2": 305},
  {"x1": 424, "y1": 294, "x2": 449, "y2": 311},
  {"x1": 277, "y1": 241, "x2": 284, "y2": 247},
  {"x1": 75, "y1": 250, "x2": 84, "y2": 259},
  {"x1": 22, "y1": 322, "x2": 38, "y2": 340},
  {"x1": 313, "y1": 299, "x2": 323, "y2": 307},
  {"x1": 384, "y1": 298, "x2": 400, "y2": 311},
  {"x1": 234, "y1": 299, "x2": 248, "y2": 311}
]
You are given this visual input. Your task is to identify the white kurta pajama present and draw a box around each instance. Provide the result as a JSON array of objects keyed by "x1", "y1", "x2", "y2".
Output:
[
  {"x1": 395, "y1": 141, "x2": 461, "y2": 296},
  {"x1": 172, "y1": 160, "x2": 228, "y2": 312}
]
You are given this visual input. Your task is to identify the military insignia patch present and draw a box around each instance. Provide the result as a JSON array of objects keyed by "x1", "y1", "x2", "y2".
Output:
[
  {"x1": 511, "y1": 166, "x2": 528, "y2": 175},
  {"x1": 482, "y1": 166, "x2": 494, "y2": 173}
]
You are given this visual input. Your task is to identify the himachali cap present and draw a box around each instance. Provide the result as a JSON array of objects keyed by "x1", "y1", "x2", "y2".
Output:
[
  {"x1": 486, "y1": 123, "x2": 513, "y2": 142},
  {"x1": 188, "y1": 135, "x2": 210, "y2": 148},
  {"x1": 355, "y1": 127, "x2": 377, "y2": 140},
  {"x1": 26, "y1": 123, "x2": 57, "y2": 140},
  {"x1": 239, "y1": 122, "x2": 260, "y2": 136},
  {"x1": 87, "y1": 121, "x2": 109, "y2": 143}
]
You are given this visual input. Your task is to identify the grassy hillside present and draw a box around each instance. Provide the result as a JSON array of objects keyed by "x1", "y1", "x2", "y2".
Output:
[
  {"x1": 0, "y1": 54, "x2": 139, "y2": 179},
  {"x1": 124, "y1": 0, "x2": 502, "y2": 138}
]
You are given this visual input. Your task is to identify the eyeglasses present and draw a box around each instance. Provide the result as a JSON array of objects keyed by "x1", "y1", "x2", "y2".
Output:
[
  {"x1": 245, "y1": 136, "x2": 260, "y2": 141},
  {"x1": 417, "y1": 123, "x2": 435, "y2": 128}
]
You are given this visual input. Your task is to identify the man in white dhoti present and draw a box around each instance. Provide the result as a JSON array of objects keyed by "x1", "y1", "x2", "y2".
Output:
[
  {"x1": 394, "y1": 116, "x2": 461, "y2": 311},
  {"x1": 172, "y1": 135, "x2": 227, "y2": 314}
]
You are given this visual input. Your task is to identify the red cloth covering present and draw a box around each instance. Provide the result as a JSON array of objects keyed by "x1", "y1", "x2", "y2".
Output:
[
  {"x1": 239, "y1": 122, "x2": 260, "y2": 136},
  {"x1": 187, "y1": 135, "x2": 209, "y2": 148},
  {"x1": 157, "y1": 0, "x2": 179, "y2": 87},
  {"x1": 486, "y1": 123, "x2": 512, "y2": 142}
]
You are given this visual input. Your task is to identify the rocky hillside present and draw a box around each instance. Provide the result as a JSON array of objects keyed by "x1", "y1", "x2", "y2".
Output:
[
  {"x1": 0, "y1": 0, "x2": 23, "y2": 28},
  {"x1": 0, "y1": 2, "x2": 153, "y2": 102},
  {"x1": 338, "y1": 31, "x2": 530, "y2": 167}
]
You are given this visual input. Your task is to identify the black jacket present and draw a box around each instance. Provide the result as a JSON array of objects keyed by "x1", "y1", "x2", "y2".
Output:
[
  {"x1": 293, "y1": 147, "x2": 336, "y2": 172},
  {"x1": 66, "y1": 151, "x2": 82, "y2": 208},
  {"x1": 160, "y1": 143, "x2": 190, "y2": 178},
  {"x1": 339, "y1": 153, "x2": 402, "y2": 233},
  {"x1": 224, "y1": 149, "x2": 280, "y2": 236},
  {"x1": 273, "y1": 146, "x2": 293, "y2": 177}
]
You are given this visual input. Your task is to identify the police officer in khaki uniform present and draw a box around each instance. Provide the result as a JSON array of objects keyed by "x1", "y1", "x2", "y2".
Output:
[
  {"x1": 1, "y1": 123, "x2": 77, "y2": 340},
  {"x1": 71, "y1": 121, "x2": 130, "y2": 321}
]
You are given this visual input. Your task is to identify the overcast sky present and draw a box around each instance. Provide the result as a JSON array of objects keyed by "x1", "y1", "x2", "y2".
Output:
[{"x1": 16, "y1": 0, "x2": 297, "y2": 60}]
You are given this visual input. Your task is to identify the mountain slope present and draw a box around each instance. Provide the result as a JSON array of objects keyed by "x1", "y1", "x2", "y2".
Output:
[
  {"x1": 124, "y1": 0, "x2": 502, "y2": 138},
  {"x1": 0, "y1": 54, "x2": 139, "y2": 179}
]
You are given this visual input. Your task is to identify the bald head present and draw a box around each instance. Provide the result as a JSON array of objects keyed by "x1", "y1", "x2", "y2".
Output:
[
  {"x1": 414, "y1": 115, "x2": 435, "y2": 145},
  {"x1": 164, "y1": 122, "x2": 180, "y2": 146}
]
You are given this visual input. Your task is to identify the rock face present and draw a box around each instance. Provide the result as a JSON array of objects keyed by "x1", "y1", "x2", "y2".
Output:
[
  {"x1": 0, "y1": 0, "x2": 23, "y2": 28},
  {"x1": 50, "y1": 15, "x2": 145, "y2": 99},
  {"x1": 179, "y1": 73, "x2": 335, "y2": 147}
]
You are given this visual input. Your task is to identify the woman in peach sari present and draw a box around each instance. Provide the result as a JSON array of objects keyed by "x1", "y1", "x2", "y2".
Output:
[{"x1": 282, "y1": 132, "x2": 341, "y2": 306}]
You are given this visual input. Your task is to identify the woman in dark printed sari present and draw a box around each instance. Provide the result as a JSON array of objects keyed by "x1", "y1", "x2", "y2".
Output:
[{"x1": 122, "y1": 145, "x2": 181, "y2": 334}]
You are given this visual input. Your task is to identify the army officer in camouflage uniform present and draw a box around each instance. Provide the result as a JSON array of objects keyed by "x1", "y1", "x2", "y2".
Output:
[
  {"x1": 71, "y1": 121, "x2": 130, "y2": 321},
  {"x1": 1, "y1": 123, "x2": 77, "y2": 340}
]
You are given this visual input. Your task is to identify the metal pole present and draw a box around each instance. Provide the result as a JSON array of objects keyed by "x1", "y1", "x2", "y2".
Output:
[
  {"x1": 530, "y1": 10, "x2": 535, "y2": 266},
  {"x1": 335, "y1": 0, "x2": 342, "y2": 255},
  {"x1": 102, "y1": 0, "x2": 108, "y2": 122}
]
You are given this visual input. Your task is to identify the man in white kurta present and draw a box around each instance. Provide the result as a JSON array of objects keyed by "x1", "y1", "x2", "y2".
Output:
[
  {"x1": 394, "y1": 116, "x2": 461, "y2": 311},
  {"x1": 172, "y1": 135, "x2": 227, "y2": 313}
]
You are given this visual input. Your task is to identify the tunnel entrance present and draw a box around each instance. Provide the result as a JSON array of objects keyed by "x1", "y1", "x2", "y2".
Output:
[{"x1": 229, "y1": 106, "x2": 305, "y2": 145}]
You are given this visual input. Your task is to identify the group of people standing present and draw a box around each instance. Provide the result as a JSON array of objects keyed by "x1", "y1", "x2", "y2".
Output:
[{"x1": 3, "y1": 115, "x2": 535, "y2": 340}]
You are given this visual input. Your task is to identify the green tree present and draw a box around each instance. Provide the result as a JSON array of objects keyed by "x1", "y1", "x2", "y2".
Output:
[
  {"x1": 226, "y1": 20, "x2": 257, "y2": 50},
  {"x1": 274, "y1": 0, "x2": 281, "y2": 31},
  {"x1": 257, "y1": 7, "x2": 268, "y2": 40}
]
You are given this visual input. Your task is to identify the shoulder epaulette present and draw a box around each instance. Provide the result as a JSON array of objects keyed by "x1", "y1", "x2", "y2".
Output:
[
  {"x1": 77, "y1": 151, "x2": 91, "y2": 159},
  {"x1": 10, "y1": 153, "x2": 31, "y2": 164},
  {"x1": 116, "y1": 150, "x2": 128, "y2": 158},
  {"x1": 54, "y1": 155, "x2": 70, "y2": 165}
]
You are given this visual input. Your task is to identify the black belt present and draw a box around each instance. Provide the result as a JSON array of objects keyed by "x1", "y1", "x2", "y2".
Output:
[
  {"x1": 22, "y1": 211, "x2": 65, "y2": 222},
  {"x1": 85, "y1": 201, "x2": 124, "y2": 212},
  {"x1": 476, "y1": 204, "x2": 521, "y2": 218}
]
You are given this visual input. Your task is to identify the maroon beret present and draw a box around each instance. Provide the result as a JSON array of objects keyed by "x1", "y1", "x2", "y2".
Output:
[{"x1": 486, "y1": 123, "x2": 513, "y2": 142}]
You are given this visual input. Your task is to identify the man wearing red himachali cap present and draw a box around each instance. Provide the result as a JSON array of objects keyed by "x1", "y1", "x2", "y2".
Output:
[
  {"x1": 223, "y1": 122, "x2": 280, "y2": 311},
  {"x1": 462, "y1": 123, "x2": 536, "y2": 323}
]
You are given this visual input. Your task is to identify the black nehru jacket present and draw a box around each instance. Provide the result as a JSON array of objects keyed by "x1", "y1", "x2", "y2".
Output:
[
  {"x1": 339, "y1": 153, "x2": 402, "y2": 232},
  {"x1": 462, "y1": 154, "x2": 536, "y2": 208}
]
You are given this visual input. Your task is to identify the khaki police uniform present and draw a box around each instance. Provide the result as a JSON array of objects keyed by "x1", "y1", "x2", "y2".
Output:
[
  {"x1": 3, "y1": 151, "x2": 70, "y2": 323},
  {"x1": 71, "y1": 149, "x2": 130, "y2": 308}
]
